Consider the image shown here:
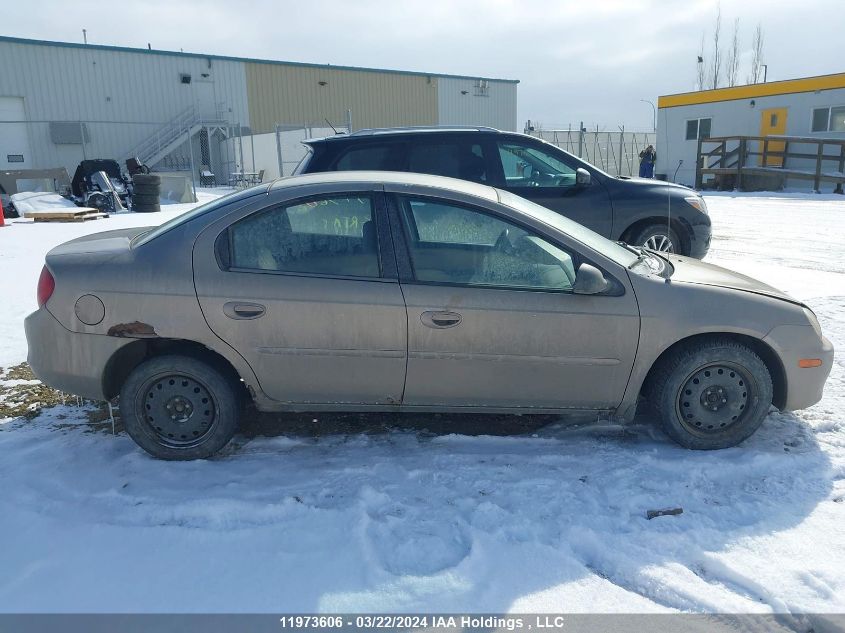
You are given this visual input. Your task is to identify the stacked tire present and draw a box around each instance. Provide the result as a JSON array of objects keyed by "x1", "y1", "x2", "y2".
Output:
[{"x1": 132, "y1": 174, "x2": 161, "y2": 213}]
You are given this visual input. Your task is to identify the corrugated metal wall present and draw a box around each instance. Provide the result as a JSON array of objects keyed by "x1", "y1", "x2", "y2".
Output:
[
  {"x1": 245, "y1": 62, "x2": 438, "y2": 133},
  {"x1": 437, "y1": 77, "x2": 518, "y2": 131},
  {"x1": 0, "y1": 37, "x2": 519, "y2": 177},
  {"x1": 0, "y1": 39, "x2": 248, "y2": 176}
]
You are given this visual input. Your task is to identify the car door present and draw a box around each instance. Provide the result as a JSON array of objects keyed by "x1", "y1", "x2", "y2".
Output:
[
  {"x1": 192, "y1": 185, "x2": 407, "y2": 406},
  {"x1": 387, "y1": 190, "x2": 640, "y2": 410},
  {"x1": 490, "y1": 138, "x2": 614, "y2": 237}
]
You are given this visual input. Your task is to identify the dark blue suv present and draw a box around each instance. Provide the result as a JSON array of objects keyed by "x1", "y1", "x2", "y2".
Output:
[{"x1": 295, "y1": 127, "x2": 711, "y2": 258}]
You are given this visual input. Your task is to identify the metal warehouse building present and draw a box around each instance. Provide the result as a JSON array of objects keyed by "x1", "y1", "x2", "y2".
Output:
[
  {"x1": 656, "y1": 72, "x2": 845, "y2": 192},
  {"x1": 0, "y1": 36, "x2": 518, "y2": 185}
]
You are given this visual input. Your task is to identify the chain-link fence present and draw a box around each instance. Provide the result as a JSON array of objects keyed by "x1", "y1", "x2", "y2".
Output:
[{"x1": 528, "y1": 125, "x2": 657, "y2": 177}]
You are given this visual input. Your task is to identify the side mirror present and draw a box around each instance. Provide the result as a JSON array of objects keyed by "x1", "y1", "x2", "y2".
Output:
[
  {"x1": 575, "y1": 168, "x2": 591, "y2": 186},
  {"x1": 573, "y1": 263, "x2": 609, "y2": 295}
]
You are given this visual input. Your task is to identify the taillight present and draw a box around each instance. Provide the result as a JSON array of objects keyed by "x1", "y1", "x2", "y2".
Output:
[{"x1": 37, "y1": 266, "x2": 55, "y2": 307}]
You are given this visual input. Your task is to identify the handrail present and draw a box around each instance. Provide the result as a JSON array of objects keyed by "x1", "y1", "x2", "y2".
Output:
[
  {"x1": 123, "y1": 105, "x2": 200, "y2": 163},
  {"x1": 695, "y1": 134, "x2": 845, "y2": 192}
]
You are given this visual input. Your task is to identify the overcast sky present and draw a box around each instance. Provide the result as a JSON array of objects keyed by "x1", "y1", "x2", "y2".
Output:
[{"x1": 4, "y1": 0, "x2": 842, "y2": 131}]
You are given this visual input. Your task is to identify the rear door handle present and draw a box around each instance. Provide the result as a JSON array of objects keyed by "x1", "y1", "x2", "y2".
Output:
[
  {"x1": 420, "y1": 310, "x2": 462, "y2": 329},
  {"x1": 223, "y1": 302, "x2": 266, "y2": 320}
]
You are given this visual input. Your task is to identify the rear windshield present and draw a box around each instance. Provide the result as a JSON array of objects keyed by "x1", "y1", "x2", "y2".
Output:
[{"x1": 133, "y1": 187, "x2": 264, "y2": 247}]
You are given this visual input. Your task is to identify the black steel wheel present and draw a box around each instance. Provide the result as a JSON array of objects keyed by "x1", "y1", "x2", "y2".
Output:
[
  {"x1": 120, "y1": 355, "x2": 241, "y2": 460},
  {"x1": 675, "y1": 362, "x2": 755, "y2": 434},
  {"x1": 646, "y1": 339, "x2": 773, "y2": 449}
]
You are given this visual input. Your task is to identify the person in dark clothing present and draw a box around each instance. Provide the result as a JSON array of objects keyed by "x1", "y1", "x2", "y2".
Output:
[{"x1": 639, "y1": 144, "x2": 656, "y2": 178}]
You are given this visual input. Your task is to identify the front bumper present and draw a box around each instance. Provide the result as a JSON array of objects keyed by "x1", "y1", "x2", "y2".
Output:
[
  {"x1": 763, "y1": 324, "x2": 835, "y2": 411},
  {"x1": 688, "y1": 219, "x2": 712, "y2": 260},
  {"x1": 24, "y1": 307, "x2": 131, "y2": 401}
]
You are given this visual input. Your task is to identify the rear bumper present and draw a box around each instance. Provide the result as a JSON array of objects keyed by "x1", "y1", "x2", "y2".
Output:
[
  {"x1": 764, "y1": 324, "x2": 835, "y2": 411},
  {"x1": 25, "y1": 307, "x2": 130, "y2": 401}
]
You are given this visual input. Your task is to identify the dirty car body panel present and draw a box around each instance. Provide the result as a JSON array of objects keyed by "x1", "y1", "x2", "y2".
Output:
[{"x1": 25, "y1": 172, "x2": 833, "y2": 449}]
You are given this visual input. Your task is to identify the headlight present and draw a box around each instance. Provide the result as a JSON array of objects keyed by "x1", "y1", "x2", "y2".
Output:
[
  {"x1": 803, "y1": 307, "x2": 824, "y2": 339},
  {"x1": 685, "y1": 196, "x2": 708, "y2": 215}
]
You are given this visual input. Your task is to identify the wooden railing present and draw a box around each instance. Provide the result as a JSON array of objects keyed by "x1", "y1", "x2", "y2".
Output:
[{"x1": 695, "y1": 135, "x2": 845, "y2": 192}]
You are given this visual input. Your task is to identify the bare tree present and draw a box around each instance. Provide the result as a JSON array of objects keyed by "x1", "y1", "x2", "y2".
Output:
[
  {"x1": 748, "y1": 23, "x2": 765, "y2": 83},
  {"x1": 696, "y1": 33, "x2": 706, "y2": 90},
  {"x1": 709, "y1": 3, "x2": 722, "y2": 89},
  {"x1": 725, "y1": 18, "x2": 740, "y2": 87}
]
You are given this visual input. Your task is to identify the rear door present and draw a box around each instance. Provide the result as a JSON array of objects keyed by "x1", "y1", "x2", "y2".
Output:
[
  {"x1": 490, "y1": 138, "x2": 614, "y2": 237},
  {"x1": 192, "y1": 185, "x2": 407, "y2": 406}
]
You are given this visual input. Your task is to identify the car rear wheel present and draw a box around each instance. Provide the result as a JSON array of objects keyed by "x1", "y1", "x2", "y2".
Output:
[
  {"x1": 120, "y1": 355, "x2": 241, "y2": 460},
  {"x1": 631, "y1": 224, "x2": 681, "y2": 254},
  {"x1": 647, "y1": 339, "x2": 773, "y2": 449}
]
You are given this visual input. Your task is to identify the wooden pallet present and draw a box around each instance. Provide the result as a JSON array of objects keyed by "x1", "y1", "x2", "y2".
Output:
[{"x1": 24, "y1": 207, "x2": 110, "y2": 223}]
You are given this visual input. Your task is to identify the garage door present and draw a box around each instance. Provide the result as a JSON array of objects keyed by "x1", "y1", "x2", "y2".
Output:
[{"x1": 0, "y1": 97, "x2": 32, "y2": 169}]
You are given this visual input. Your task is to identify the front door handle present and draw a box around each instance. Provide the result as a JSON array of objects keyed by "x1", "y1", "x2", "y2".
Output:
[
  {"x1": 223, "y1": 302, "x2": 266, "y2": 320},
  {"x1": 420, "y1": 310, "x2": 462, "y2": 329}
]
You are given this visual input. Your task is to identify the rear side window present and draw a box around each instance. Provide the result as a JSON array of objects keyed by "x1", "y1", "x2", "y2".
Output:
[
  {"x1": 335, "y1": 146, "x2": 394, "y2": 171},
  {"x1": 229, "y1": 195, "x2": 380, "y2": 278},
  {"x1": 407, "y1": 142, "x2": 488, "y2": 183}
]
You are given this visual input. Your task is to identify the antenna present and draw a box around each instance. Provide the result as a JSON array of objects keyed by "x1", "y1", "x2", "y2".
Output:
[{"x1": 325, "y1": 118, "x2": 339, "y2": 135}]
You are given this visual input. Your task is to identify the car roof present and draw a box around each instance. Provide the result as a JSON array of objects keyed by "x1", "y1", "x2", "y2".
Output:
[
  {"x1": 304, "y1": 126, "x2": 528, "y2": 145},
  {"x1": 267, "y1": 170, "x2": 499, "y2": 203}
]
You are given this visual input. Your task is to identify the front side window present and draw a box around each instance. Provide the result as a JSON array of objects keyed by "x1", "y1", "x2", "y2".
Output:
[
  {"x1": 498, "y1": 142, "x2": 576, "y2": 187},
  {"x1": 400, "y1": 197, "x2": 578, "y2": 291},
  {"x1": 229, "y1": 195, "x2": 380, "y2": 277},
  {"x1": 406, "y1": 142, "x2": 488, "y2": 183}
]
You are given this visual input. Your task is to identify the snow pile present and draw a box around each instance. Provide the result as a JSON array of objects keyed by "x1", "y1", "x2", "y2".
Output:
[{"x1": 0, "y1": 190, "x2": 843, "y2": 614}]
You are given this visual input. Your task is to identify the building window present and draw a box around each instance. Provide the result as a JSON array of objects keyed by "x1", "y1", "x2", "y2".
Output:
[
  {"x1": 812, "y1": 106, "x2": 845, "y2": 133},
  {"x1": 685, "y1": 117, "x2": 712, "y2": 140}
]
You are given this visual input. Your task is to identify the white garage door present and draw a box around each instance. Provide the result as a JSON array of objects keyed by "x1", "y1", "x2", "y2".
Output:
[{"x1": 0, "y1": 97, "x2": 32, "y2": 169}]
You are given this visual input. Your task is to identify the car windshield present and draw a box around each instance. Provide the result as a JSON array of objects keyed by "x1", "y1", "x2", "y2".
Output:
[
  {"x1": 132, "y1": 187, "x2": 264, "y2": 247},
  {"x1": 496, "y1": 190, "x2": 639, "y2": 267}
]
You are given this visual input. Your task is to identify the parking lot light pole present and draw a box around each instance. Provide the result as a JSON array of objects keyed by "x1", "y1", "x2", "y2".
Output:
[{"x1": 641, "y1": 99, "x2": 657, "y2": 131}]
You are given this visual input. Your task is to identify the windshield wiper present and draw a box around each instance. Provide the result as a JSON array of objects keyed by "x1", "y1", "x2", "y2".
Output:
[{"x1": 616, "y1": 241, "x2": 641, "y2": 256}]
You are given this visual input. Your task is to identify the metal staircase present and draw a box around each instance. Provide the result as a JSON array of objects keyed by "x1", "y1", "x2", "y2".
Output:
[{"x1": 123, "y1": 106, "x2": 228, "y2": 168}]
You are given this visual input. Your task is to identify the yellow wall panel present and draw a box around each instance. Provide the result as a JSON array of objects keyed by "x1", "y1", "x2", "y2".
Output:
[{"x1": 246, "y1": 62, "x2": 438, "y2": 133}]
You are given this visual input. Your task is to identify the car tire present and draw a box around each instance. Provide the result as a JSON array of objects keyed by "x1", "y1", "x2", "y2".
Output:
[
  {"x1": 120, "y1": 355, "x2": 241, "y2": 460},
  {"x1": 630, "y1": 224, "x2": 681, "y2": 254},
  {"x1": 132, "y1": 174, "x2": 161, "y2": 186},
  {"x1": 132, "y1": 203, "x2": 160, "y2": 213},
  {"x1": 646, "y1": 339, "x2": 773, "y2": 450},
  {"x1": 131, "y1": 193, "x2": 160, "y2": 206}
]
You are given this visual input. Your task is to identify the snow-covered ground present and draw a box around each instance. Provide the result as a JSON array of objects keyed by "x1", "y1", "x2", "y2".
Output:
[{"x1": 0, "y1": 190, "x2": 843, "y2": 614}]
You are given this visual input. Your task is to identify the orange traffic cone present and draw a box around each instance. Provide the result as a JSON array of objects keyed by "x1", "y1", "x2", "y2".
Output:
[{"x1": 0, "y1": 196, "x2": 6, "y2": 227}]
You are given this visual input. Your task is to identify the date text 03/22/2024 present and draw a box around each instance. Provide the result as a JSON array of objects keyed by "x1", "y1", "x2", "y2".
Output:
[{"x1": 278, "y1": 615, "x2": 568, "y2": 630}]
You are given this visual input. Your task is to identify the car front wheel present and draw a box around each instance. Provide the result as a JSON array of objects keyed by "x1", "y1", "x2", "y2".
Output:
[
  {"x1": 631, "y1": 224, "x2": 681, "y2": 254},
  {"x1": 120, "y1": 355, "x2": 241, "y2": 460},
  {"x1": 647, "y1": 339, "x2": 773, "y2": 449}
]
